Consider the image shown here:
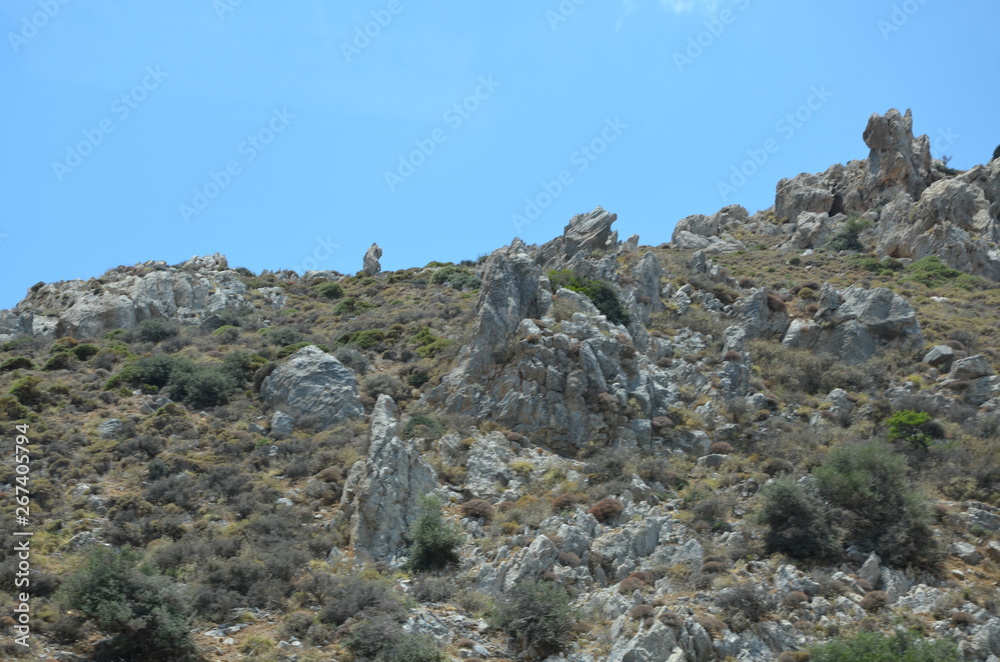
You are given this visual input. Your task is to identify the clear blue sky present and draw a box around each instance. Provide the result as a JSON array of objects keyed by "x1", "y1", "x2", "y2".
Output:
[{"x1": 2, "y1": 0, "x2": 998, "y2": 308}]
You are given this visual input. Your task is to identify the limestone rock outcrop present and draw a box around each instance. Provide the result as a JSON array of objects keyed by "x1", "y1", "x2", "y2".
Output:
[
  {"x1": 340, "y1": 395, "x2": 438, "y2": 561},
  {"x1": 259, "y1": 345, "x2": 363, "y2": 430},
  {"x1": 781, "y1": 284, "x2": 923, "y2": 364},
  {"x1": 362, "y1": 243, "x2": 383, "y2": 276},
  {"x1": 0, "y1": 254, "x2": 249, "y2": 341}
]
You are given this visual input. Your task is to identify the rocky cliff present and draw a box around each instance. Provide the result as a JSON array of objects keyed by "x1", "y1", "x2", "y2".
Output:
[{"x1": 2, "y1": 109, "x2": 999, "y2": 662}]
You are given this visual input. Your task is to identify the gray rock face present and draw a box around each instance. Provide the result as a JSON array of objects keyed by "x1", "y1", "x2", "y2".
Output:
[
  {"x1": 340, "y1": 395, "x2": 438, "y2": 561},
  {"x1": 0, "y1": 254, "x2": 249, "y2": 340},
  {"x1": 671, "y1": 205, "x2": 748, "y2": 253},
  {"x1": 782, "y1": 284, "x2": 923, "y2": 364},
  {"x1": 923, "y1": 345, "x2": 955, "y2": 370},
  {"x1": 730, "y1": 288, "x2": 791, "y2": 340},
  {"x1": 362, "y1": 243, "x2": 382, "y2": 276},
  {"x1": 863, "y1": 108, "x2": 933, "y2": 201},
  {"x1": 607, "y1": 620, "x2": 682, "y2": 662},
  {"x1": 260, "y1": 346, "x2": 363, "y2": 429},
  {"x1": 949, "y1": 355, "x2": 994, "y2": 380}
]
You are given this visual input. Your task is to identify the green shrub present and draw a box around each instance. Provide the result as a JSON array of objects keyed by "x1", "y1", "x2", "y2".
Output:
[
  {"x1": 315, "y1": 574, "x2": 402, "y2": 626},
  {"x1": 71, "y1": 343, "x2": 100, "y2": 360},
  {"x1": 758, "y1": 476, "x2": 837, "y2": 561},
  {"x1": 211, "y1": 324, "x2": 241, "y2": 342},
  {"x1": 343, "y1": 615, "x2": 446, "y2": 662},
  {"x1": 406, "y1": 495, "x2": 463, "y2": 572},
  {"x1": 333, "y1": 297, "x2": 375, "y2": 316},
  {"x1": 0, "y1": 395, "x2": 30, "y2": 420},
  {"x1": 901, "y1": 256, "x2": 964, "y2": 288},
  {"x1": 135, "y1": 318, "x2": 180, "y2": 343},
  {"x1": 412, "y1": 327, "x2": 455, "y2": 358},
  {"x1": 56, "y1": 547, "x2": 197, "y2": 661},
  {"x1": 431, "y1": 266, "x2": 480, "y2": 290},
  {"x1": 489, "y1": 579, "x2": 574, "y2": 658},
  {"x1": 220, "y1": 349, "x2": 267, "y2": 386},
  {"x1": 809, "y1": 629, "x2": 959, "y2": 662},
  {"x1": 42, "y1": 352, "x2": 75, "y2": 371},
  {"x1": 827, "y1": 217, "x2": 873, "y2": 252},
  {"x1": 338, "y1": 328, "x2": 386, "y2": 350},
  {"x1": 0, "y1": 356, "x2": 35, "y2": 373},
  {"x1": 167, "y1": 364, "x2": 235, "y2": 409},
  {"x1": 265, "y1": 326, "x2": 303, "y2": 346},
  {"x1": 813, "y1": 441, "x2": 937, "y2": 566},
  {"x1": 548, "y1": 270, "x2": 630, "y2": 326},
  {"x1": 315, "y1": 281, "x2": 345, "y2": 299},
  {"x1": 886, "y1": 410, "x2": 934, "y2": 449},
  {"x1": 403, "y1": 413, "x2": 445, "y2": 440},
  {"x1": 9, "y1": 376, "x2": 44, "y2": 408}
]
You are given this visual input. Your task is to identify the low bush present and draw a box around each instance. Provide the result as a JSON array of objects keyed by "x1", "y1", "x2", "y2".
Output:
[
  {"x1": 315, "y1": 281, "x2": 345, "y2": 299},
  {"x1": 715, "y1": 581, "x2": 775, "y2": 629},
  {"x1": 0, "y1": 356, "x2": 35, "y2": 372},
  {"x1": 808, "y1": 630, "x2": 959, "y2": 662},
  {"x1": 489, "y1": 579, "x2": 574, "y2": 658},
  {"x1": 136, "y1": 318, "x2": 180, "y2": 343},
  {"x1": 588, "y1": 497, "x2": 624, "y2": 523},
  {"x1": 460, "y1": 499, "x2": 495, "y2": 522}
]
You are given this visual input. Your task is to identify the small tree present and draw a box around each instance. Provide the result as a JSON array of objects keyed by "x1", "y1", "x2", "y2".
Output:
[
  {"x1": 813, "y1": 441, "x2": 937, "y2": 566},
  {"x1": 406, "y1": 495, "x2": 463, "y2": 572},
  {"x1": 886, "y1": 410, "x2": 934, "y2": 449},
  {"x1": 758, "y1": 476, "x2": 837, "y2": 561},
  {"x1": 490, "y1": 579, "x2": 574, "y2": 658},
  {"x1": 57, "y1": 547, "x2": 196, "y2": 661}
]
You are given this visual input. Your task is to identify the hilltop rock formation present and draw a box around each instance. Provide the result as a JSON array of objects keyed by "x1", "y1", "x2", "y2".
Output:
[
  {"x1": 259, "y1": 345, "x2": 363, "y2": 429},
  {"x1": 0, "y1": 253, "x2": 249, "y2": 341},
  {"x1": 362, "y1": 243, "x2": 383, "y2": 276},
  {"x1": 340, "y1": 395, "x2": 438, "y2": 561}
]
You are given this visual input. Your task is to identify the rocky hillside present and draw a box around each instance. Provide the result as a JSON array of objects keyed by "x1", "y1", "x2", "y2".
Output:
[{"x1": 1, "y1": 108, "x2": 999, "y2": 662}]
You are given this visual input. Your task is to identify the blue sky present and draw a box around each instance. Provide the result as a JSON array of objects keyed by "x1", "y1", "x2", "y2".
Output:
[{"x1": 2, "y1": 0, "x2": 998, "y2": 309}]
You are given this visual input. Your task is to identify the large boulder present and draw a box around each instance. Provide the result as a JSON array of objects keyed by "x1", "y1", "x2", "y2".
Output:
[
  {"x1": 782, "y1": 284, "x2": 923, "y2": 364},
  {"x1": 259, "y1": 346, "x2": 363, "y2": 429},
  {"x1": 340, "y1": 395, "x2": 438, "y2": 561}
]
